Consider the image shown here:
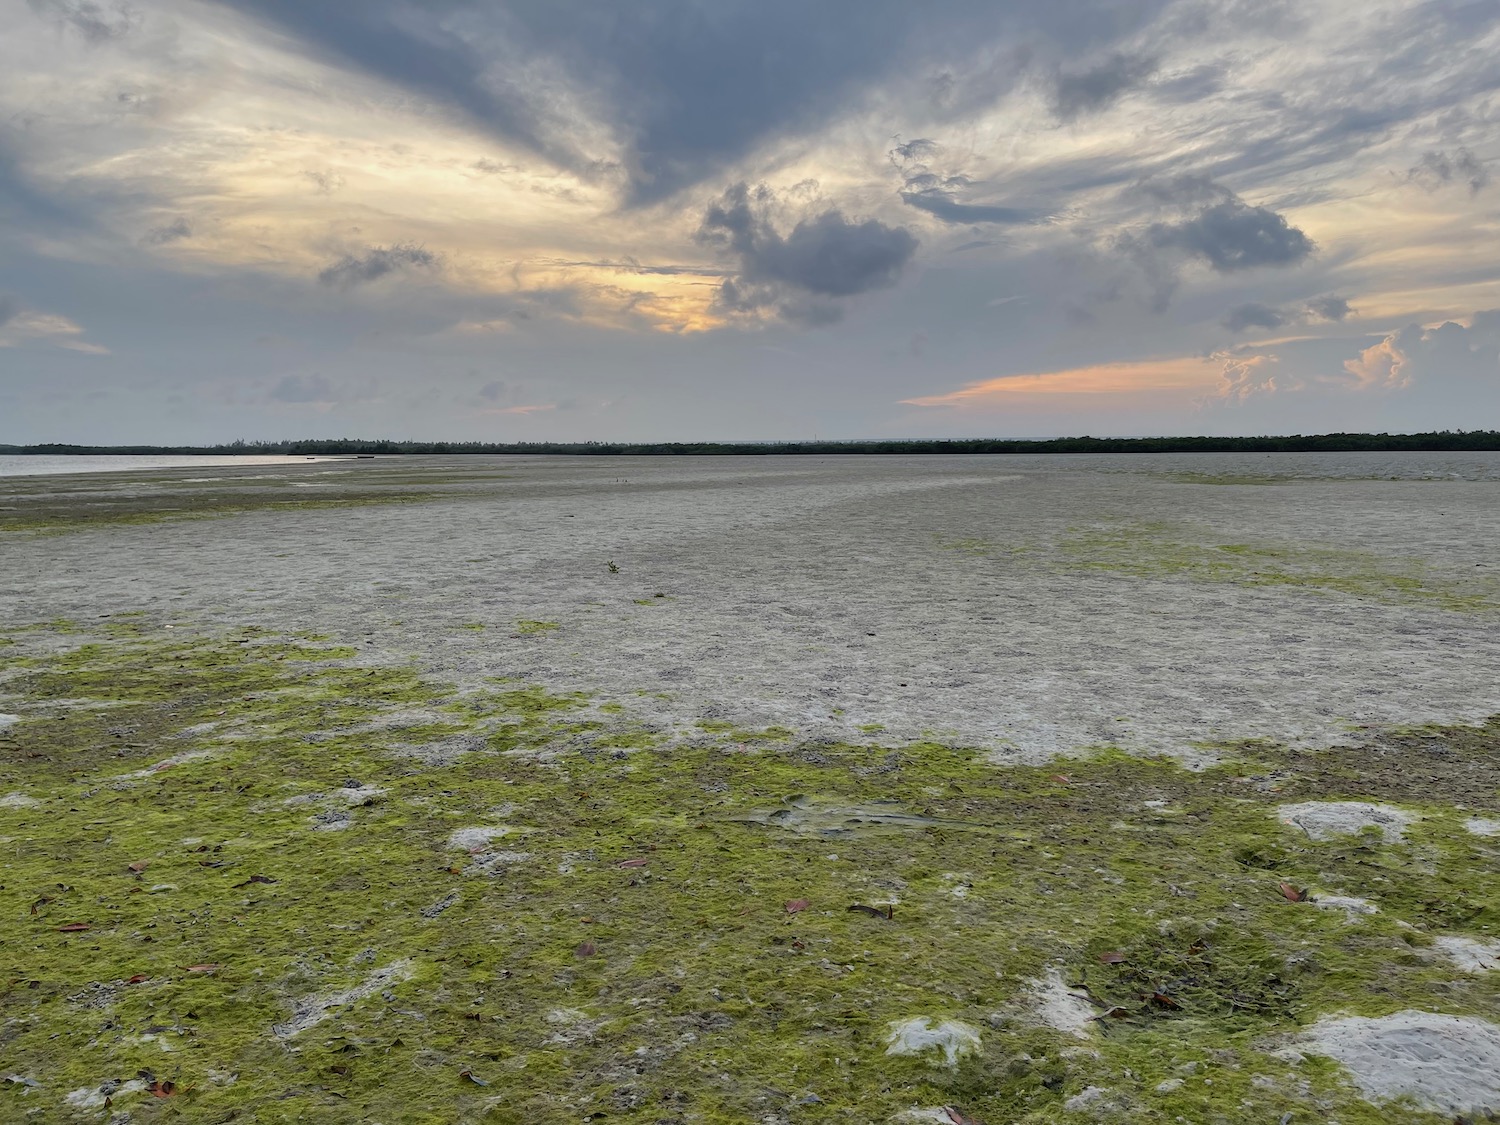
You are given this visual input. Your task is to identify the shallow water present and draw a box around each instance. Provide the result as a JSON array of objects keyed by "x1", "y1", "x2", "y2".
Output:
[{"x1": 0, "y1": 454, "x2": 348, "y2": 478}]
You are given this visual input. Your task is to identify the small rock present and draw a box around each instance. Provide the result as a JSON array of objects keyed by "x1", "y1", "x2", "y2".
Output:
[
  {"x1": 1063, "y1": 1085, "x2": 1109, "y2": 1112},
  {"x1": 1154, "y1": 1078, "x2": 1184, "y2": 1093}
]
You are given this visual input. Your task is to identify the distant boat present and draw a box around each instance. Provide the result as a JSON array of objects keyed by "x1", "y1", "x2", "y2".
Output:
[{"x1": 357, "y1": 455, "x2": 375, "y2": 459}]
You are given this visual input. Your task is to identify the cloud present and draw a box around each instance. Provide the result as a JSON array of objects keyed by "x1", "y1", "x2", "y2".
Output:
[
  {"x1": 1223, "y1": 303, "x2": 1286, "y2": 332},
  {"x1": 888, "y1": 138, "x2": 1039, "y2": 226},
  {"x1": 143, "y1": 217, "x2": 192, "y2": 245},
  {"x1": 317, "y1": 244, "x2": 439, "y2": 289},
  {"x1": 1343, "y1": 312, "x2": 1500, "y2": 392},
  {"x1": 1214, "y1": 351, "x2": 1297, "y2": 401},
  {"x1": 1223, "y1": 294, "x2": 1353, "y2": 333},
  {"x1": 902, "y1": 355, "x2": 1216, "y2": 406},
  {"x1": 1117, "y1": 177, "x2": 1314, "y2": 308},
  {"x1": 221, "y1": 1, "x2": 1175, "y2": 203},
  {"x1": 1051, "y1": 52, "x2": 1158, "y2": 120},
  {"x1": 698, "y1": 183, "x2": 917, "y2": 324},
  {"x1": 0, "y1": 302, "x2": 108, "y2": 353},
  {"x1": 1408, "y1": 148, "x2": 1490, "y2": 195},
  {"x1": 1304, "y1": 295, "x2": 1351, "y2": 321},
  {"x1": 26, "y1": 0, "x2": 138, "y2": 43}
]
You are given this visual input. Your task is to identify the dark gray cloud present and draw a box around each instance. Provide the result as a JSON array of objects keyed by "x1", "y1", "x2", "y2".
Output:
[
  {"x1": 143, "y1": 217, "x2": 192, "y2": 245},
  {"x1": 698, "y1": 182, "x2": 917, "y2": 323},
  {"x1": 1223, "y1": 302, "x2": 1286, "y2": 332},
  {"x1": 1051, "y1": 52, "x2": 1157, "y2": 120},
  {"x1": 1128, "y1": 178, "x2": 1314, "y2": 273},
  {"x1": 317, "y1": 244, "x2": 439, "y2": 289},
  {"x1": 27, "y1": 0, "x2": 138, "y2": 42},
  {"x1": 1117, "y1": 177, "x2": 1314, "y2": 310},
  {"x1": 221, "y1": 0, "x2": 1173, "y2": 203},
  {"x1": 1305, "y1": 294, "x2": 1350, "y2": 321},
  {"x1": 1408, "y1": 148, "x2": 1490, "y2": 195},
  {"x1": 890, "y1": 139, "x2": 1039, "y2": 226},
  {"x1": 268, "y1": 373, "x2": 335, "y2": 402},
  {"x1": 1222, "y1": 293, "x2": 1353, "y2": 334}
]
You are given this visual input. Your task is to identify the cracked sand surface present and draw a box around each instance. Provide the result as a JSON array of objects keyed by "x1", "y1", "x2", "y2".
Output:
[{"x1": 3, "y1": 452, "x2": 1498, "y2": 761}]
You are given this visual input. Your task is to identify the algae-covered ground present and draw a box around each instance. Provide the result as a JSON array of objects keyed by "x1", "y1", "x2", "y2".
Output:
[{"x1": 3, "y1": 452, "x2": 1500, "y2": 1123}]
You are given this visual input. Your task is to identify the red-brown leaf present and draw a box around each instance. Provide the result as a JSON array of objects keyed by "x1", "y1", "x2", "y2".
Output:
[
  {"x1": 1279, "y1": 882, "x2": 1308, "y2": 903},
  {"x1": 148, "y1": 1080, "x2": 176, "y2": 1098},
  {"x1": 185, "y1": 964, "x2": 221, "y2": 973},
  {"x1": 617, "y1": 858, "x2": 649, "y2": 869},
  {"x1": 57, "y1": 922, "x2": 90, "y2": 932},
  {"x1": 784, "y1": 898, "x2": 810, "y2": 914},
  {"x1": 1098, "y1": 951, "x2": 1127, "y2": 964},
  {"x1": 127, "y1": 861, "x2": 149, "y2": 873},
  {"x1": 127, "y1": 974, "x2": 150, "y2": 984},
  {"x1": 575, "y1": 942, "x2": 596, "y2": 958}
]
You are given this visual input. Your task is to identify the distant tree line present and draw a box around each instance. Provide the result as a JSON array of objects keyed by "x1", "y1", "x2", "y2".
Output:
[{"x1": 2, "y1": 432, "x2": 1499, "y2": 457}]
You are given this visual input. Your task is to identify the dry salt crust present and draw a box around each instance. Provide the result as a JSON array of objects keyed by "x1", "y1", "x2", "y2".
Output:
[
  {"x1": 3, "y1": 452, "x2": 1500, "y2": 761},
  {"x1": 1432, "y1": 935, "x2": 1500, "y2": 972},
  {"x1": 883, "y1": 1017, "x2": 983, "y2": 1066},
  {"x1": 1274, "y1": 801, "x2": 1415, "y2": 842},
  {"x1": 1294, "y1": 1010, "x2": 1500, "y2": 1115}
]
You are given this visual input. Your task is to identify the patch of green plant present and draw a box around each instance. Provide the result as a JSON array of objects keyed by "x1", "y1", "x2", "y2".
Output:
[
  {"x1": 0, "y1": 623, "x2": 1496, "y2": 1123},
  {"x1": 1061, "y1": 521, "x2": 1499, "y2": 612}
]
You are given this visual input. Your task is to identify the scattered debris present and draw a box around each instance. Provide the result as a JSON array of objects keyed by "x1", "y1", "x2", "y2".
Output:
[
  {"x1": 884, "y1": 1017, "x2": 982, "y2": 1067},
  {"x1": 1275, "y1": 801, "x2": 1414, "y2": 842},
  {"x1": 848, "y1": 903, "x2": 894, "y2": 919},
  {"x1": 421, "y1": 891, "x2": 460, "y2": 919},
  {"x1": 1295, "y1": 1010, "x2": 1500, "y2": 1114}
]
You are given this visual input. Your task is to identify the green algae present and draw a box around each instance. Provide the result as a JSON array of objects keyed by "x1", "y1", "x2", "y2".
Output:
[
  {"x1": 1062, "y1": 521, "x2": 1500, "y2": 612},
  {"x1": 0, "y1": 493, "x2": 440, "y2": 535},
  {"x1": 1, "y1": 624, "x2": 1497, "y2": 1123},
  {"x1": 514, "y1": 621, "x2": 560, "y2": 635}
]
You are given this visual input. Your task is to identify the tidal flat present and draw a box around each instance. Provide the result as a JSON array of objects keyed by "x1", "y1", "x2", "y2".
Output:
[{"x1": 1, "y1": 452, "x2": 1498, "y2": 1123}]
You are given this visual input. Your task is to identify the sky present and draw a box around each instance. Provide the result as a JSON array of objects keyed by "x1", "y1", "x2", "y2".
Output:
[{"x1": 1, "y1": 0, "x2": 1497, "y2": 443}]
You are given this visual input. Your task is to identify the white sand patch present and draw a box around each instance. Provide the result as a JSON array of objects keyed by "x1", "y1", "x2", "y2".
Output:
[
  {"x1": 1295, "y1": 1010, "x2": 1500, "y2": 1114},
  {"x1": 1024, "y1": 968, "x2": 1097, "y2": 1038},
  {"x1": 1432, "y1": 936, "x2": 1500, "y2": 972},
  {"x1": 1464, "y1": 817, "x2": 1500, "y2": 837},
  {"x1": 1063, "y1": 1086, "x2": 1111, "y2": 1112},
  {"x1": 894, "y1": 1109, "x2": 962, "y2": 1123},
  {"x1": 448, "y1": 826, "x2": 514, "y2": 850},
  {"x1": 0, "y1": 792, "x2": 41, "y2": 809},
  {"x1": 0, "y1": 713, "x2": 20, "y2": 731},
  {"x1": 1275, "y1": 801, "x2": 1414, "y2": 842},
  {"x1": 1312, "y1": 894, "x2": 1378, "y2": 919},
  {"x1": 65, "y1": 1079, "x2": 146, "y2": 1108},
  {"x1": 884, "y1": 1017, "x2": 982, "y2": 1067},
  {"x1": 272, "y1": 960, "x2": 412, "y2": 1039},
  {"x1": 333, "y1": 784, "x2": 386, "y2": 807},
  {"x1": 119, "y1": 749, "x2": 216, "y2": 780}
]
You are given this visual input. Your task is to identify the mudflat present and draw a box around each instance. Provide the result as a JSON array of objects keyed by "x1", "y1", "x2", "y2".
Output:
[{"x1": 2, "y1": 452, "x2": 1498, "y2": 1123}]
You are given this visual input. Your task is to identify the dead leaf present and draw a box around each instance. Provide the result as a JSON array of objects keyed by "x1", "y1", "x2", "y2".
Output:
[
  {"x1": 784, "y1": 898, "x2": 810, "y2": 914},
  {"x1": 944, "y1": 1109, "x2": 983, "y2": 1125},
  {"x1": 328, "y1": 1065, "x2": 350, "y2": 1077},
  {"x1": 1100, "y1": 1006, "x2": 1134, "y2": 1019},
  {"x1": 575, "y1": 942, "x2": 596, "y2": 958},
  {"x1": 1278, "y1": 882, "x2": 1309, "y2": 903},
  {"x1": 1098, "y1": 951, "x2": 1127, "y2": 964},
  {"x1": 459, "y1": 1069, "x2": 489, "y2": 1087},
  {"x1": 1147, "y1": 991, "x2": 1181, "y2": 1009},
  {"x1": 127, "y1": 974, "x2": 150, "y2": 984},
  {"x1": 185, "y1": 964, "x2": 221, "y2": 973},
  {"x1": 148, "y1": 1080, "x2": 176, "y2": 1098},
  {"x1": 233, "y1": 875, "x2": 277, "y2": 888},
  {"x1": 57, "y1": 922, "x2": 90, "y2": 932},
  {"x1": 847, "y1": 904, "x2": 892, "y2": 919},
  {"x1": 617, "y1": 858, "x2": 648, "y2": 868},
  {"x1": 127, "y1": 861, "x2": 149, "y2": 873},
  {"x1": 1050, "y1": 774, "x2": 1071, "y2": 784}
]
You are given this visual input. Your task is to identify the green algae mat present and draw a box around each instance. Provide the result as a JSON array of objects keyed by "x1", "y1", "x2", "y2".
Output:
[{"x1": 2, "y1": 622, "x2": 1498, "y2": 1123}]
